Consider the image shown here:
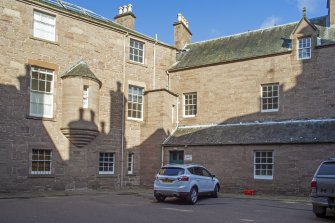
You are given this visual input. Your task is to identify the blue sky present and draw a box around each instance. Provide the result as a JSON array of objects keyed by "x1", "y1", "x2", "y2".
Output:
[{"x1": 63, "y1": 0, "x2": 327, "y2": 45}]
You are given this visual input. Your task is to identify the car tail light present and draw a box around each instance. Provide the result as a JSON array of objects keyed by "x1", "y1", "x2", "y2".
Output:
[
  {"x1": 311, "y1": 180, "x2": 317, "y2": 193},
  {"x1": 178, "y1": 176, "x2": 189, "y2": 181}
]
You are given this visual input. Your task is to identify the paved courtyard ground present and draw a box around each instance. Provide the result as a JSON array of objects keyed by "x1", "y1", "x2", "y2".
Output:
[{"x1": 0, "y1": 189, "x2": 334, "y2": 223}]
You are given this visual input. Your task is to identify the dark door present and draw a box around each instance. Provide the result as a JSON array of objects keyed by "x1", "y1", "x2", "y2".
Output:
[{"x1": 169, "y1": 151, "x2": 184, "y2": 164}]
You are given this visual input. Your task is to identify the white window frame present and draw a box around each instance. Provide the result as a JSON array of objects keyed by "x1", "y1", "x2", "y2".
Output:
[
  {"x1": 183, "y1": 92, "x2": 197, "y2": 117},
  {"x1": 127, "y1": 85, "x2": 144, "y2": 120},
  {"x1": 83, "y1": 85, "x2": 89, "y2": 109},
  {"x1": 33, "y1": 10, "x2": 56, "y2": 42},
  {"x1": 127, "y1": 153, "x2": 134, "y2": 175},
  {"x1": 29, "y1": 66, "x2": 54, "y2": 118},
  {"x1": 297, "y1": 37, "x2": 311, "y2": 60},
  {"x1": 129, "y1": 39, "x2": 144, "y2": 64},
  {"x1": 31, "y1": 149, "x2": 52, "y2": 175},
  {"x1": 261, "y1": 84, "x2": 279, "y2": 112},
  {"x1": 254, "y1": 151, "x2": 274, "y2": 180},
  {"x1": 99, "y1": 153, "x2": 115, "y2": 175}
]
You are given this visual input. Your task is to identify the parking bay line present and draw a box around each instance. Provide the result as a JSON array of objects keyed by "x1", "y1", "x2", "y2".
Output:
[
  {"x1": 162, "y1": 208, "x2": 194, "y2": 213},
  {"x1": 240, "y1": 219, "x2": 255, "y2": 222}
]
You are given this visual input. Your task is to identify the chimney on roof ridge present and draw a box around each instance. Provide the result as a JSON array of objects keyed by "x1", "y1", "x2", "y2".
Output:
[
  {"x1": 328, "y1": 0, "x2": 335, "y2": 27},
  {"x1": 114, "y1": 4, "x2": 136, "y2": 30},
  {"x1": 174, "y1": 13, "x2": 192, "y2": 50}
]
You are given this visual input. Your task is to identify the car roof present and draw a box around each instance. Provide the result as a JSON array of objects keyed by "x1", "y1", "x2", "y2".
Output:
[{"x1": 162, "y1": 163, "x2": 204, "y2": 169}]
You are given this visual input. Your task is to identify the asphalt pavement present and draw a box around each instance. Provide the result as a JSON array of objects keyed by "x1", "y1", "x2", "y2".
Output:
[{"x1": 0, "y1": 188, "x2": 334, "y2": 223}]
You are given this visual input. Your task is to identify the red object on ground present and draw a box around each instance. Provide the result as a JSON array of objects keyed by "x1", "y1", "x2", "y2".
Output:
[{"x1": 244, "y1": 189, "x2": 256, "y2": 195}]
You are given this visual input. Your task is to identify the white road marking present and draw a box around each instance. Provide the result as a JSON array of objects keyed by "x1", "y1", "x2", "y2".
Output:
[
  {"x1": 162, "y1": 208, "x2": 193, "y2": 213},
  {"x1": 283, "y1": 201, "x2": 297, "y2": 204},
  {"x1": 240, "y1": 219, "x2": 255, "y2": 222}
]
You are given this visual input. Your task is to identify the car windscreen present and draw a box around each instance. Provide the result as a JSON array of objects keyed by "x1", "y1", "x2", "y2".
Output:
[
  {"x1": 159, "y1": 167, "x2": 184, "y2": 176},
  {"x1": 317, "y1": 162, "x2": 335, "y2": 175}
]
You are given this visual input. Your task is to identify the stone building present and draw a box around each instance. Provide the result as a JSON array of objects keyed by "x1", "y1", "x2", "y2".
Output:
[{"x1": 1, "y1": 0, "x2": 335, "y2": 195}]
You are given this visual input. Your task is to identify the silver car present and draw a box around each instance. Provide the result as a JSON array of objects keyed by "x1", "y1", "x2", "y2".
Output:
[
  {"x1": 310, "y1": 158, "x2": 335, "y2": 217},
  {"x1": 154, "y1": 164, "x2": 220, "y2": 204}
]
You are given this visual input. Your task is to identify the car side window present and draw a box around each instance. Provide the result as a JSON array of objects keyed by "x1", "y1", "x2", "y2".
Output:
[
  {"x1": 188, "y1": 167, "x2": 195, "y2": 175},
  {"x1": 193, "y1": 167, "x2": 203, "y2": 176},
  {"x1": 201, "y1": 168, "x2": 212, "y2": 178}
]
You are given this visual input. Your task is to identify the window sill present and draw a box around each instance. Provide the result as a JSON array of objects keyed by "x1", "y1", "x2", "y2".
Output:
[
  {"x1": 126, "y1": 174, "x2": 136, "y2": 176},
  {"x1": 28, "y1": 174, "x2": 55, "y2": 178},
  {"x1": 30, "y1": 36, "x2": 59, "y2": 45},
  {"x1": 127, "y1": 60, "x2": 148, "y2": 68},
  {"x1": 261, "y1": 110, "x2": 278, "y2": 113},
  {"x1": 254, "y1": 177, "x2": 273, "y2": 181},
  {"x1": 127, "y1": 117, "x2": 144, "y2": 122},
  {"x1": 26, "y1": 115, "x2": 56, "y2": 122},
  {"x1": 183, "y1": 115, "x2": 196, "y2": 119},
  {"x1": 97, "y1": 174, "x2": 118, "y2": 178}
]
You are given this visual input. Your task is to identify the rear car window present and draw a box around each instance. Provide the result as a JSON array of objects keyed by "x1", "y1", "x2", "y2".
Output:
[
  {"x1": 159, "y1": 167, "x2": 184, "y2": 176},
  {"x1": 317, "y1": 162, "x2": 335, "y2": 175}
]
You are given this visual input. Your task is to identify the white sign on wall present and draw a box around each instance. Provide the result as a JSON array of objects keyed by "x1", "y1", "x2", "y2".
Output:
[{"x1": 184, "y1": 155, "x2": 192, "y2": 161}]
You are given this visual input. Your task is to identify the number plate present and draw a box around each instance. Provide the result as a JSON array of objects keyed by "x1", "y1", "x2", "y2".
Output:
[{"x1": 162, "y1": 179, "x2": 173, "y2": 183}]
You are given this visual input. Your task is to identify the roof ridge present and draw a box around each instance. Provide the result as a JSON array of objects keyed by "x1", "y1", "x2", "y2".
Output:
[
  {"x1": 179, "y1": 118, "x2": 335, "y2": 129},
  {"x1": 188, "y1": 15, "x2": 327, "y2": 46},
  {"x1": 189, "y1": 22, "x2": 299, "y2": 46}
]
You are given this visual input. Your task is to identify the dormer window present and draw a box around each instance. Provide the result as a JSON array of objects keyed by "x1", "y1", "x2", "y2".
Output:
[{"x1": 297, "y1": 37, "x2": 311, "y2": 60}]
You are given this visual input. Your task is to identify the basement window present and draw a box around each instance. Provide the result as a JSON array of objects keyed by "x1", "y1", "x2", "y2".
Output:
[
  {"x1": 99, "y1": 153, "x2": 115, "y2": 175},
  {"x1": 127, "y1": 153, "x2": 134, "y2": 175},
  {"x1": 254, "y1": 151, "x2": 274, "y2": 180},
  {"x1": 31, "y1": 149, "x2": 52, "y2": 175}
]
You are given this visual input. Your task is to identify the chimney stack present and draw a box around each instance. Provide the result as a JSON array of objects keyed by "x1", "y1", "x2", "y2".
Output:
[
  {"x1": 114, "y1": 4, "x2": 136, "y2": 30},
  {"x1": 174, "y1": 13, "x2": 192, "y2": 50},
  {"x1": 328, "y1": 0, "x2": 335, "y2": 26}
]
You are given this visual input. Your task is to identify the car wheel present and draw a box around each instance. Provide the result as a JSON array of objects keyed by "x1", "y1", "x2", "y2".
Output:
[
  {"x1": 187, "y1": 187, "x2": 198, "y2": 205},
  {"x1": 313, "y1": 205, "x2": 326, "y2": 218},
  {"x1": 155, "y1": 195, "x2": 166, "y2": 202},
  {"x1": 212, "y1": 184, "x2": 219, "y2": 198}
]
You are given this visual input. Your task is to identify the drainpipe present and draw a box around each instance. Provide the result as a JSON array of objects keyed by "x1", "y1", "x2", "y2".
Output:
[
  {"x1": 165, "y1": 70, "x2": 171, "y2": 90},
  {"x1": 153, "y1": 34, "x2": 157, "y2": 89},
  {"x1": 121, "y1": 32, "x2": 129, "y2": 188},
  {"x1": 161, "y1": 145, "x2": 164, "y2": 167}
]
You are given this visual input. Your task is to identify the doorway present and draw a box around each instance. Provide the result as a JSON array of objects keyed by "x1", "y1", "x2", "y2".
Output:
[{"x1": 169, "y1": 150, "x2": 184, "y2": 164}]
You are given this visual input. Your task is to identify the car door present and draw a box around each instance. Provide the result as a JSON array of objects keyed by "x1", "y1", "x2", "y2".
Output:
[
  {"x1": 193, "y1": 167, "x2": 207, "y2": 192},
  {"x1": 201, "y1": 168, "x2": 215, "y2": 192}
]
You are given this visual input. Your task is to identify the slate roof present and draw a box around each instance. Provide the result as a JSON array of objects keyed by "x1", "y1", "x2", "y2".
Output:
[
  {"x1": 61, "y1": 60, "x2": 102, "y2": 87},
  {"x1": 28, "y1": 0, "x2": 170, "y2": 47},
  {"x1": 163, "y1": 119, "x2": 335, "y2": 146},
  {"x1": 170, "y1": 16, "x2": 335, "y2": 71}
]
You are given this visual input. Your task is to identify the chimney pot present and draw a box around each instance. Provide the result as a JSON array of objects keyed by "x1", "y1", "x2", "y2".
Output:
[
  {"x1": 123, "y1": 5, "x2": 128, "y2": 13},
  {"x1": 128, "y1": 4, "x2": 133, "y2": 12},
  {"x1": 114, "y1": 4, "x2": 136, "y2": 30}
]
